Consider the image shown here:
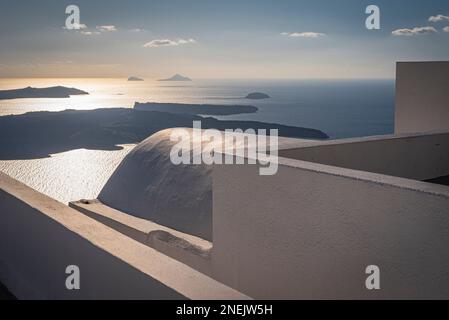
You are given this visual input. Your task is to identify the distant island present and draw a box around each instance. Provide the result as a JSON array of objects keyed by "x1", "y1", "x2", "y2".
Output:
[
  {"x1": 0, "y1": 108, "x2": 328, "y2": 160},
  {"x1": 245, "y1": 92, "x2": 270, "y2": 100},
  {"x1": 134, "y1": 102, "x2": 258, "y2": 115},
  {"x1": 128, "y1": 76, "x2": 144, "y2": 81},
  {"x1": 0, "y1": 86, "x2": 88, "y2": 100},
  {"x1": 158, "y1": 74, "x2": 192, "y2": 82}
]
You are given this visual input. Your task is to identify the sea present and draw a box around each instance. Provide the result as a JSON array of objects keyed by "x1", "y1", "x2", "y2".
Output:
[{"x1": 0, "y1": 78, "x2": 395, "y2": 203}]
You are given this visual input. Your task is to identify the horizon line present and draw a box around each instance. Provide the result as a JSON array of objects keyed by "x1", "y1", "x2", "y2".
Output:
[{"x1": 0, "y1": 76, "x2": 395, "y2": 81}]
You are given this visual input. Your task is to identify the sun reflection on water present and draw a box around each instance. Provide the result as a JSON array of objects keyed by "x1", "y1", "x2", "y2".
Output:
[
  {"x1": 0, "y1": 145, "x2": 135, "y2": 204},
  {"x1": 0, "y1": 78, "x2": 206, "y2": 116}
]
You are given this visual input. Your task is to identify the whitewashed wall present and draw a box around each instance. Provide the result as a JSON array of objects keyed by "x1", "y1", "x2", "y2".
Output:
[
  {"x1": 212, "y1": 159, "x2": 449, "y2": 299},
  {"x1": 279, "y1": 132, "x2": 449, "y2": 181}
]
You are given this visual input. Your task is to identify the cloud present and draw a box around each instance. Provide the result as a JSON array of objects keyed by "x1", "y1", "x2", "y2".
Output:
[
  {"x1": 130, "y1": 28, "x2": 146, "y2": 32},
  {"x1": 143, "y1": 38, "x2": 197, "y2": 48},
  {"x1": 392, "y1": 26, "x2": 437, "y2": 36},
  {"x1": 97, "y1": 25, "x2": 117, "y2": 32},
  {"x1": 444, "y1": 26, "x2": 449, "y2": 32},
  {"x1": 80, "y1": 30, "x2": 100, "y2": 36},
  {"x1": 429, "y1": 15, "x2": 449, "y2": 23},
  {"x1": 75, "y1": 23, "x2": 88, "y2": 30},
  {"x1": 63, "y1": 24, "x2": 117, "y2": 35},
  {"x1": 281, "y1": 32, "x2": 326, "y2": 38},
  {"x1": 63, "y1": 24, "x2": 100, "y2": 35},
  {"x1": 62, "y1": 23, "x2": 88, "y2": 30}
]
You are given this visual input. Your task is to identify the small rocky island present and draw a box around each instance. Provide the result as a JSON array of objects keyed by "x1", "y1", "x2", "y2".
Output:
[
  {"x1": 245, "y1": 92, "x2": 270, "y2": 100},
  {"x1": 158, "y1": 74, "x2": 192, "y2": 82},
  {"x1": 0, "y1": 86, "x2": 88, "y2": 100},
  {"x1": 128, "y1": 76, "x2": 144, "y2": 81}
]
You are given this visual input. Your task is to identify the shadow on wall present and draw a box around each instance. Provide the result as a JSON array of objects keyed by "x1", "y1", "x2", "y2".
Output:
[{"x1": 0, "y1": 281, "x2": 15, "y2": 300}]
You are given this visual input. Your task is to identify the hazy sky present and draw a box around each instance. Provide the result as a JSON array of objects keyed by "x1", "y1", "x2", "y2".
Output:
[{"x1": 1, "y1": 0, "x2": 449, "y2": 79}]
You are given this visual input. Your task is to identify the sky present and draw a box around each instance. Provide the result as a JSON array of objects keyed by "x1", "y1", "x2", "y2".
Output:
[{"x1": 0, "y1": 0, "x2": 449, "y2": 79}]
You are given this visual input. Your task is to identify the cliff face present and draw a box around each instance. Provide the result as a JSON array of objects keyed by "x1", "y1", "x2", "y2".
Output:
[{"x1": 0, "y1": 108, "x2": 328, "y2": 160}]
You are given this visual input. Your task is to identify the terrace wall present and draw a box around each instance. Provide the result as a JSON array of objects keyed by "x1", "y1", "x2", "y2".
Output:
[
  {"x1": 279, "y1": 132, "x2": 449, "y2": 181},
  {"x1": 212, "y1": 159, "x2": 449, "y2": 299}
]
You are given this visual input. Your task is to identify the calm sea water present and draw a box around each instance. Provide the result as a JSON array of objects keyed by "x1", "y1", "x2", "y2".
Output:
[
  {"x1": 0, "y1": 78, "x2": 395, "y2": 139},
  {"x1": 0, "y1": 78, "x2": 395, "y2": 203}
]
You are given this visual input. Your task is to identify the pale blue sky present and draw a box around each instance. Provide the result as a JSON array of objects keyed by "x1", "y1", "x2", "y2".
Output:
[{"x1": 1, "y1": 0, "x2": 449, "y2": 78}]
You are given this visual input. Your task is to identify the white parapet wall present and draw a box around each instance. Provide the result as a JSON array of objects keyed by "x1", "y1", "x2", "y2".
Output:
[
  {"x1": 0, "y1": 172, "x2": 248, "y2": 300},
  {"x1": 211, "y1": 154, "x2": 449, "y2": 299},
  {"x1": 395, "y1": 61, "x2": 449, "y2": 134},
  {"x1": 279, "y1": 132, "x2": 449, "y2": 181}
]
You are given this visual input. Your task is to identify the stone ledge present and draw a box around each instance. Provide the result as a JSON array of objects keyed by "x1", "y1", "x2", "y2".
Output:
[{"x1": 0, "y1": 172, "x2": 249, "y2": 300}]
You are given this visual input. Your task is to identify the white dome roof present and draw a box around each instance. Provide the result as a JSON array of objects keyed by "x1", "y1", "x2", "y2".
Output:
[
  {"x1": 99, "y1": 128, "x2": 305, "y2": 240},
  {"x1": 99, "y1": 128, "x2": 213, "y2": 240}
]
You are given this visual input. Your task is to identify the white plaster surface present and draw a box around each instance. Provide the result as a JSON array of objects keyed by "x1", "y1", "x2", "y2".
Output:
[
  {"x1": 212, "y1": 160, "x2": 449, "y2": 299},
  {"x1": 69, "y1": 199, "x2": 213, "y2": 276}
]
